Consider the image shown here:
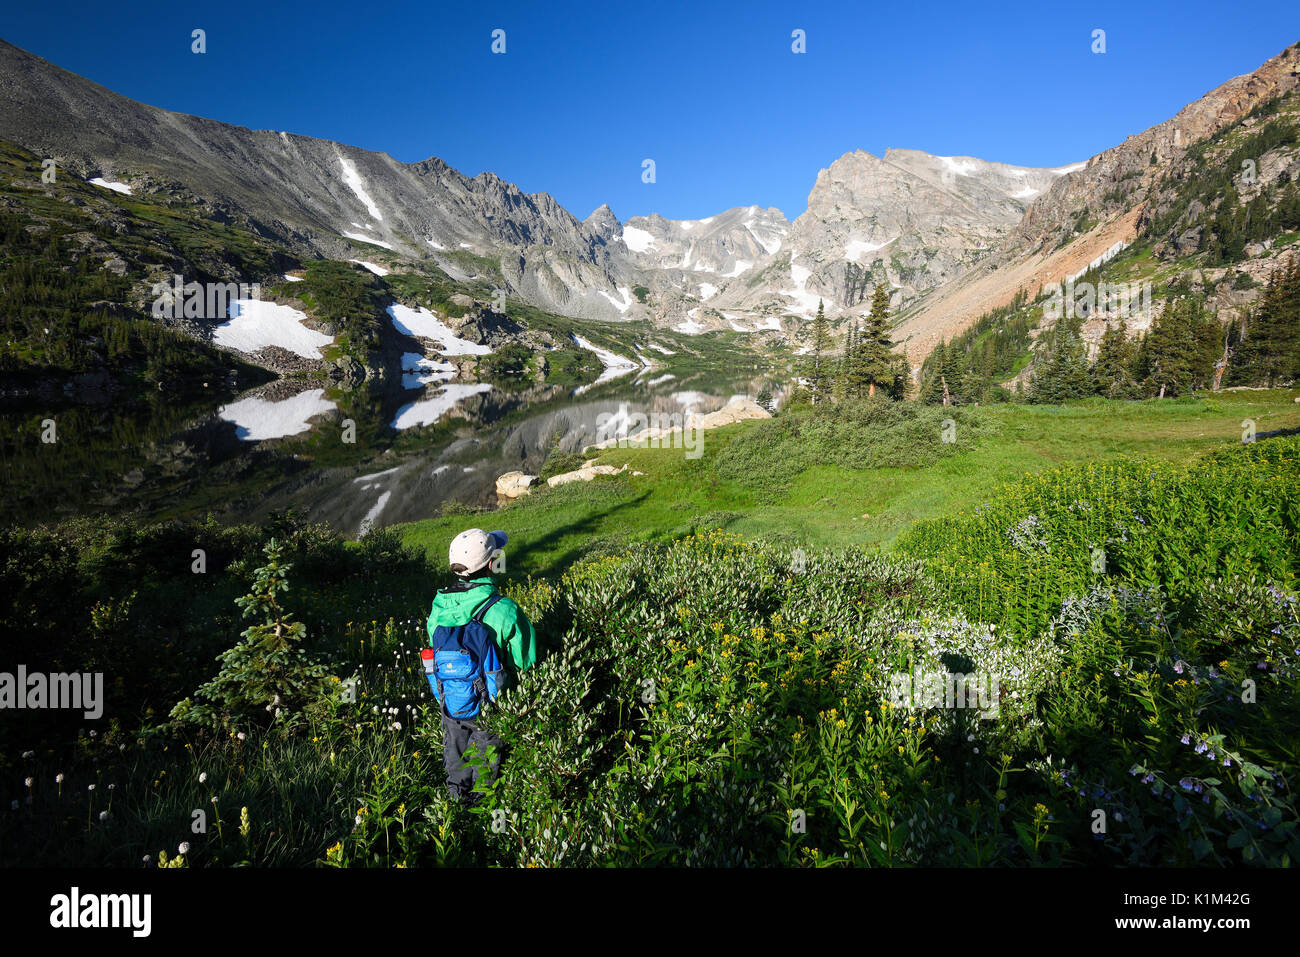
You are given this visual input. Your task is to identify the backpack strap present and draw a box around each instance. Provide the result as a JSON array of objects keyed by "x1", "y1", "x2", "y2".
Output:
[{"x1": 471, "y1": 593, "x2": 503, "y2": 623}]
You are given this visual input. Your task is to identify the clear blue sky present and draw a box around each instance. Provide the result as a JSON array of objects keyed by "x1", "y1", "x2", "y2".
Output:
[{"x1": 3, "y1": 1, "x2": 1298, "y2": 222}]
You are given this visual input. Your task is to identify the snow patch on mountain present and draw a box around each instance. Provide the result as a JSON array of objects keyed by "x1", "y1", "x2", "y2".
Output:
[
  {"x1": 387, "y1": 304, "x2": 491, "y2": 355},
  {"x1": 600, "y1": 286, "x2": 634, "y2": 314},
  {"x1": 780, "y1": 261, "x2": 827, "y2": 317},
  {"x1": 87, "y1": 177, "x2": 132, "y2": 195},
  {"x1": 342, "y1": 230, "x2": 395, "y2": 250},
  {"x1": 938, "y1": 156, "x2": 981, "y2": 177},
  {"x1": 571, "y1": 333, "x2": 639, "y2": 394},
  {"x1": 358, "y1": 490, "x2": 392, "y2": 536},
  {"x1": 350, "y1": 260, "x2": 389, "y2": 276},
  {"x1": 339, "y1": 156, "x2": 383, "y2": 221},
  {"x1": 214, "y1": 300, "x2": 334, "y2": 358},
  {"x1": 621, "y1": 225, "x2": 656, "y2": 252},
  {"x1": 844, "y1": 236, "x2": 896, "y2": 260}
]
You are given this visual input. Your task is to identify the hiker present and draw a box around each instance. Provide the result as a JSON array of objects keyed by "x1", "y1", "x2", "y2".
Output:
[{"x1": 424, "y1": 528, "x2": 537, "y2": 805}]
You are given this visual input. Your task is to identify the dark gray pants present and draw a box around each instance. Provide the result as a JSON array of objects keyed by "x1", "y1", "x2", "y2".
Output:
[{"x1": 441, "y1": 711, "x2": 503, "y2": 803}]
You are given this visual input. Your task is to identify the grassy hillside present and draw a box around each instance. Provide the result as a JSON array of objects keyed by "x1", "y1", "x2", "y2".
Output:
[{"x1": 396, "y1": 390, "x2": 1300, "y2": 578}]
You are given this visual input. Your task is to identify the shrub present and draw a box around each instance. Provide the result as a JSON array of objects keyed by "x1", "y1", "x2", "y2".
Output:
[
  {"x1": 171, "y1": 539, "x2": 337, "y2": 734},
  {"x1": 712, "y1": 398, "x2": 995, "y2": 494}
]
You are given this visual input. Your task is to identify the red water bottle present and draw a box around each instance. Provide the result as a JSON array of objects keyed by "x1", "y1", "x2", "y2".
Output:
[{"x1": 421, "y1": 648, "x2": 439, "y2": 699}]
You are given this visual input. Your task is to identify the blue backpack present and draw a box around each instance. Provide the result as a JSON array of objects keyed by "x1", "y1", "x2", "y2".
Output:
[{"x1": 425, "y1": 593, "x2": 506, "y2": 720}]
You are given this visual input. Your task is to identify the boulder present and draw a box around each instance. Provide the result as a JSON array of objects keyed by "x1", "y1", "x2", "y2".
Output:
[
  {"x1": 547, "y1": 463, "x2": 628, "y2": 487},
  {"x1": 496, "y1": 471, "x2": 537, "y2": 499}
]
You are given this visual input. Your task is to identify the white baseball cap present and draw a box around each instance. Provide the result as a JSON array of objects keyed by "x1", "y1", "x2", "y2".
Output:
[{"x1": 448, "y1": 528, "x2": 508, "y2": 574}]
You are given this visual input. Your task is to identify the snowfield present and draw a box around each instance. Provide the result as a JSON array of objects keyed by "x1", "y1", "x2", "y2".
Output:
[
  {"x1": 844, "y1": 236, "x2": 896, "y2": 260},
  {"x1": 342, "y1": 230, "x2": 395, "y2": 250},
  {"x1": 282, "y1": 274, "x2": 304, "y2": 283},
  {"x1": 674, "y1": 308, "x2": 706, "y2": 335},
  {"x1": 722, "y1": 260, "x2": 752, "y2": 278},
  {"x1": 391, "y1": 383, "x2": 493, "y2": 429},
  {"x1": 938, "y1": 155, "x2": 980, "y2": 177},
  {"x1": 87, "y1": 177, "x2": 132, "y2": 195},
  {"x1": 213, "y1": 300, "x2": 334, "y2": 358},
  {"x1": 339, "y1": 156, "x2": 383, "y2": 221},
  {"x1": 698, "y1": 282, "x2": 718, "y2": 301},
  {"x1": 621, "y1": 225, "x2": 657, "y2": 252},
  {"x1": 387, "y1": 304, "x2": 491, "y2": 355},
  {"x1": 353, "y1": 466, "x2": 401, "y2": 486},
  {"x1": 600, "y1": 286, "x2": 634, "y2": 314},
  {"x1": 218, "y1": 389, "x2": 336, "y2": 441},
  {"x1": 350, "y1": 260, "x2": 389, "y2": 276},
  {"x1": 358, "y1": 491, "x2": 392, "y2": 537},
  {"x1": 571, "y1": 334, "x2": 639, "y2": 394},
  {"x1": 780, "y1": 260, "x2": 828, "y2": 318}
]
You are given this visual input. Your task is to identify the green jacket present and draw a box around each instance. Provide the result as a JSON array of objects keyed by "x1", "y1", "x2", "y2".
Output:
[{"x1": 426, "y1": 576, "x2": 538, "y2": 678}]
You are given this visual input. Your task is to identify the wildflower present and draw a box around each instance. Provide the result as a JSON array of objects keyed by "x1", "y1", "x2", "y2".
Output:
[
  {"x1": 24, "y1": 777, "x2": 32, "y2": 788},
  {"x1": 178, "y1": 842, "x2": 190, "y2": 855},
  {"x1": 99, "y1": 810, "x2": 109, "y2": 821},
  {"x1": 55, "y1": 773, "x2": 64, "y2": 784},
  {"x1": 237, "y1": 732, "x2": 246, "y2": 742},
  {"x1": 199, "y1": 772, "x2": 207, "y2": 784},
  {"x1": 87, "y1": 784, "x2": 95, "y2": 792}
]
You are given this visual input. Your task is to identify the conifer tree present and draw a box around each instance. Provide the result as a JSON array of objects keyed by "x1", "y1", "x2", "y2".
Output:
[
  {"x1": 806, "y1": 299, "x2": 831, "y2": 404},
  {"x1": 1029, "y1": 318, "x2": 1092, "y2": 403},
  {"x1": 1234, "y1": 257, "x2": 1300, "y2": 387},
  {"x1": 859, "y1": 284, "x2": 896, "y2": 397},
  {"x1": 1091, "y1": 322, "x2": 1136, "y2": 396}
]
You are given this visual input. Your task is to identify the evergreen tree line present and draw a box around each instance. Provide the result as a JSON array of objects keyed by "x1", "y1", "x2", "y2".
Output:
[
  {"x1": 918, "y1": 258, "x2": 1299, "y2": 405},
  {"x1": 1026, "y1": 257, "x2": 1299, "y2": 402},
  {"x1": 917, "y1": 288, "x2": 1034, "y2": 405}
]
